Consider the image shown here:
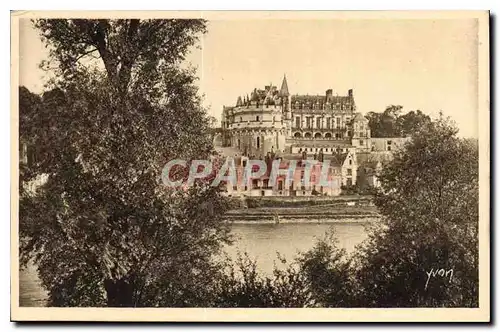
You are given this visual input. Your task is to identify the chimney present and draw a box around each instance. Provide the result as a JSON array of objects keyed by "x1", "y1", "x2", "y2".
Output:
[
  {"x1": 326, "y1": 89, "x2": 333, "y2": 97},
  {"x1": 348, "y1": 89, "x2": 353, "y2": 97}
]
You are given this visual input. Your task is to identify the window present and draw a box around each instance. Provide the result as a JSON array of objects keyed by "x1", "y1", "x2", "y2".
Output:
[
  {"x1": 242, "y1": 160, "x2": 247, "y2": 167},
  {"x1": 257, "y1": 137, "x2": 260, "y2": 149},
  {"x1": 273, "y1": 116, "x2": 276, "y2": 123},
  {"x1": 326, "y1": 118, "x2": 331, "y2": 129},
  {"x1": 360, "y1": 140, "x2": 364, "y2": 146},
  {"x1": 263, "y1": 179, "x2": 269, "y2": 188},
  {"x1": 295, "y1": 117, "x2": 301, "y2": 128},
  {"x1": 237, "y1": 139, "x2": 241, "y2": 149},
  {"x1": 347, "y1": 178, "x2": 353, "y2": 186},
  {"x1": 252, "y1": 179, "x2": 258, "y2": 189},
  {"x1": 336, "y1": 117, "x2": 341, "y2": 126},
  {"x1": 278, "y1": 180, "x2": 283, "y2": 190},
  {"x1": 306, "y1": 117, "x2": 312, "y2": 129},
  {"x1": 316, "y1": 117, "x2": 322, "y2": 129},
  {"x1": 240, "y1": 116, "x2": 242, "y2": 122},
  {"x1": 349, "y1": 159, "x2": 352, "y2": 165},
  {"x1": 256, "y1": 115, "x2": 260, "y2": 122},
  {"x1": 347, "y1": 168, "x2": 352, "y2": 176}
]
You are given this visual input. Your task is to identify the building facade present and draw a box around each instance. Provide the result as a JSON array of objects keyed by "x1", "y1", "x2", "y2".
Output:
[
  {"x1": 220, "y1": 75, "x2": 373, "y2": 158},
  {"x1": 218, "y1": 75, "x2": 409, "y2": 197}
]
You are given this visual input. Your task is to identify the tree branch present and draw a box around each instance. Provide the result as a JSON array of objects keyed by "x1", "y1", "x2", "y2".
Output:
[{"x1": 74, "y1": 48, "x2": 99, "y2": 63}]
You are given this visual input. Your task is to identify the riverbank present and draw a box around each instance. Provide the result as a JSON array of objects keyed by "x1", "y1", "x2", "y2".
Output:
[
  {"x1": 226, "y1": 217, "x2": 377, "y2": 224},
  {"x1": 224, "y1": 195, "x2": 380, "y2": 224}
]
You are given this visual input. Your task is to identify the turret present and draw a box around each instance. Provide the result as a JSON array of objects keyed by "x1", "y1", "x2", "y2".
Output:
[{"x1": 279, "y1": 74, "x2": 289, "y2": 97}]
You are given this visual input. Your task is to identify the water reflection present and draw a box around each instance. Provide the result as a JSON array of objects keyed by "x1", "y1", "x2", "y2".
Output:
[{"x1": 223, "y1": 220, "x2": 371, "y2": 275}]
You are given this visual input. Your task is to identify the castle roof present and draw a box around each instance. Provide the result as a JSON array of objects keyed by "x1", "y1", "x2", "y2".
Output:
[
  {"x1": 291, "y1": 94, "x2": 354, "y2": 105},
  {"x1": 279, "y1": 74, "x2": 289, "y2": 96}
]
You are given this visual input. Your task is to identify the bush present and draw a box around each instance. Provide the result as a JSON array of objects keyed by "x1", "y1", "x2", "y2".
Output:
[{"x1": 214, "y1": 253, "x2": 314, "y2": 307}]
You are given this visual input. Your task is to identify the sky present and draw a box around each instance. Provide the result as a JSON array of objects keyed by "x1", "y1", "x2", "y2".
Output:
[{"x1": 19, "y1": 18, "x2": 479, "y2": 138}]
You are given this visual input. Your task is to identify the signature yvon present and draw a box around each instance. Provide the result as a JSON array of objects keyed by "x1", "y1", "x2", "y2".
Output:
[{"x1": 425, "y1": 268, "x2": 454, "y2": 290}]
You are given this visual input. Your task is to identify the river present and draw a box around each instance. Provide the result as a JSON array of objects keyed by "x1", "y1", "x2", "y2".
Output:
[{"x1": 19, "y1": 220, "x2": 372, "y2": 307}]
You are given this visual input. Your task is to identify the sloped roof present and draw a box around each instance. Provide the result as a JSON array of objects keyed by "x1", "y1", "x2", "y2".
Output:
[
  {"x1": 279, "y1": 75, "x2": 289, "y2": 96},
  {"x1": 326, "y1": 95, "x2": 353, "y2": 104},
  {"x1": 325, "y1": 153, "x2": 348, "y2": 166},
  {"x1": 291, "y1": 95, "x2": 324, "y2": 103},
  {"x1": 353, "y1": 112, "x2": 368, "y2": 122},
  {"x1": 291, "y1": 94, "x2": 355, "y2": 107}
]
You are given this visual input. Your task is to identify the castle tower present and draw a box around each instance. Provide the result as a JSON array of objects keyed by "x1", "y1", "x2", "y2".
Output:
[{"x1": 279, "y1": 74, "x2": 292, "y2": 137}]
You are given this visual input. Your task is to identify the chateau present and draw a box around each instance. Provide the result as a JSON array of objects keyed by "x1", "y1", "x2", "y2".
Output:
[{"x1": 215, "y1": 75, "x2": 409, "y2": 197}]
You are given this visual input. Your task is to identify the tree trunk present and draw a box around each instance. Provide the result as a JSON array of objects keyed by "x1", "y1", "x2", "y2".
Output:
[{"x1": 104, "y1": 278, "x2": 135, "y2": 307}]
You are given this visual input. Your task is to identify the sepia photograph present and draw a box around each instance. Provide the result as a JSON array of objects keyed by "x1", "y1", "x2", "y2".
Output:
[{"x1": 11, "y1": 10, "x2": 490, "y2": 322}]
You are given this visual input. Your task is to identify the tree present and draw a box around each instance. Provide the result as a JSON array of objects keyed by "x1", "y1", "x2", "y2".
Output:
[
  {"x1": 19, "y1": 19, "x2": 232, "y2": 307},
  {"x1": 367, "y1": 106, "x2": 431, "y2": 138},
  {"x1": 354, "y1": 115, "x2": 479, "y2": 307},
  {"x1": 366, "y1": 105, "x2": 402, "y2": 137},
  {"x1": 396, "y1": 110, "x2": 432, "y2": 137},
  {"x1": 294, "y1": 234, "x2": 355, "y2": 307}
]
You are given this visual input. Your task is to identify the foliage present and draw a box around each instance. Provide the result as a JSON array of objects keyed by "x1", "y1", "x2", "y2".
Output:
[
  {"x1": 294, "y1": 234, "x2": 355, "y2": 307},
  {"x1": 19, "y1": 19, "x2": 233, "y2": 307},
  {"x1": 354, "y1": 116, "x2": 479, "y2": 307},
  {"x1": 366, "y1": 105, "x2": 432, "y2": 138},
  {"x1": 257, "y1": 115, "x2": 479, "y2": 308},
  {"x1": 214, "y1": 253, "x2": 314, "y2": 308}
]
